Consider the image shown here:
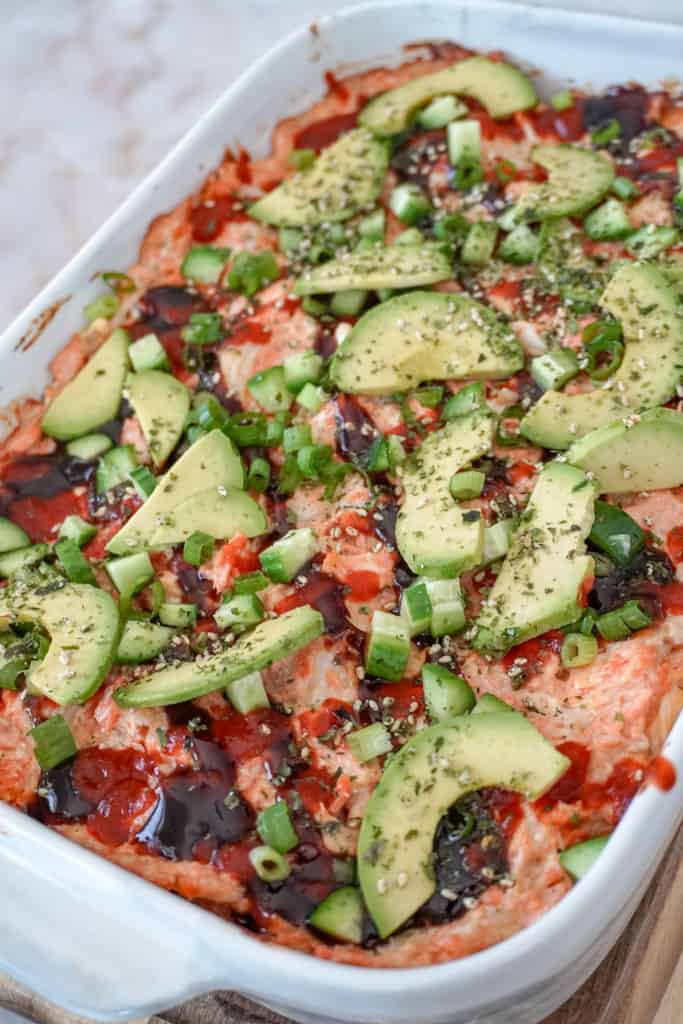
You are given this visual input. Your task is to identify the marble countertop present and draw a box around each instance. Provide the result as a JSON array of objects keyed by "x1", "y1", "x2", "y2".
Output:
[{"x1": 1, "y1": 0, "x2": 681, "y2": 329}]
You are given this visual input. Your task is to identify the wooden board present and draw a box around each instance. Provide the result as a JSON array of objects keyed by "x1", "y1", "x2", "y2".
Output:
[{"x1": 2, "y1": 826, "x2": 681, "y2": 1024}]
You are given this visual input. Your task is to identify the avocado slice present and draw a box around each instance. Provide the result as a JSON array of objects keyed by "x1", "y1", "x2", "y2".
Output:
[
  {"x1": 329, "y1": 291, "x2": 523, "y2": 394},
  {"x1": 127, "y1": 370, "x2": 190, "y2": 467},
  {"x1": 114, "y1": 605, "x2": 324, "y2": 708},
  {"x1": 567, "y1": 407, "x2": 683, "y2": 493},
  {"x1": 0, "y1": 582, "x2": 120, "y2": 705},
  {"x1": 516, "y1": 145, "x2": 614, "y2": 222},
  {"x1": 357, "y1": 712, "x2": 569, "y2": 938},
  {"x1": 249, "y1": 128, "x2": 388, "y2": 227},
  {"x1": 42, "y1": 328, "x2": 129, "y2": 441},
  {"x1": 359, "y1": 56, "x2": 537, "y2": 136},
  {"x1": 106, "y1": 430, "x2": 244, "y2": 555},
  {"x1": 150, "y1": 486, "x2": 267, "y2": 547},
  {"x1": 521, "y1": 263, "x2": 683, "y2": 449},
  {"x1": 294, "y1": 243, "x2": 452, "y2": 295},
  {"x1": 474, "y1": 462, "x2": 596, "y2": 654},
  {"x1": 395, "y1": 412, "x2": 495, "y2": 578}
]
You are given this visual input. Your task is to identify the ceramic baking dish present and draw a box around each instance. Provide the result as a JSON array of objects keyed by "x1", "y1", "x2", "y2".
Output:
[{"x1": 1, "y1": 3, "x2": 683, "y2": 1022}]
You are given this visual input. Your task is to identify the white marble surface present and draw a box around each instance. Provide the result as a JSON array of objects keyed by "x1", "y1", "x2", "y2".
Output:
[{"x1": 1, "y1": 0, "x2": 682, "y2": 331}]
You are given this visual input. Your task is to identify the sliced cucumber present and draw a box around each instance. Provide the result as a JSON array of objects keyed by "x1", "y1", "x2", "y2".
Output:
[
  {"x1": 461, "y1": 221, "x2": 498, "y2": 266},
  {"x1": 259, "y1": 528, "x2": 318, "y2": 583},
  {"x1": 107, "y1": 430, "x2": 244, "y2": 555},
  {"x1": 96, "y1": 445, "x2": 138, "y2": 494},
  {"x1": 247, "y1": 366, "x2": 292, "y2": 413},
  {"x1": 417, "y1": 94, "x2": 467, "y2": 129},
  {"x1": 114, "y1": 605, "x2": 324, "y2": 707},
  {"x1": 294, "y1": 244, "x2": 452, "y2": 295},
  {"x1": 42, "y1": 328, "x2": 129, "y2": 441},
  {"x1": 127, "y1": 370, "x2": 191, "y2": 467},
  {"x1": 181, "y1": 245, "x2": 231, "y2": 284},
  {"x1": 365, "y1": 611, "x2": 410, "y2": 682},
  {"x1": 250, "y1": 128, "x2": 389, "y2": 227},
  {"x1": 583, "y1": 198, "x2": 633, "y2": 241},
  {"x1": 117, "y1": 620, "x2": 174, "y2": 664},
  {"x1": 0, "y1": 518, "x2": 30, "y2": 554},
  {"x1": 151, "y1": 487, "x2": 266, "y2": 547}
]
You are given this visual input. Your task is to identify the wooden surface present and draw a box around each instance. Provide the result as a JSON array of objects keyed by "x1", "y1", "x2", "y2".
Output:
[{"x1": 2, "y1": 826, "x2": 681, "y2": 1024}]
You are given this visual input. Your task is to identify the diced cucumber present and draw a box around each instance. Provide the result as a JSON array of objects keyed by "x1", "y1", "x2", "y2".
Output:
[
  {"x1": 296, "y1": 383, "x2": 329, "y2": 413},
  {"x1": 424, "y1": 578, "x2": 466, "y2": 637},
  {"x1": 259, "y1": 528, "x2": 318, "y2": 583},
  {"x1": 248, "y1": 366, "x2": 292, "y2": 413},
  {"x1": 583, "y1": 198, "x2": 633, "y2": 241},
  {"x1": 181, "y1": 245, "x2": 231, "y2": 284},
  {"x1": 417, "y1": 94, "x2": 467, "y2": 129},
  {"x1": 42, "y1": 328, "x2": 129, "y2": 441},
  {"x1": 422, "y1": 663, "x2": 475, "y2": 720},
  {"x1": 106, "y1": 552, "x2": 155, "y2": 598},
  {"x1": 115, "y1": 605, "x2": 324, "y2": 707},
  {"x1": 530, "y1": 348, "x2": 579, "y2": 391},
  {"x1": 0, "y1": 544, "x2": 49, "y2": 578},
  {"x1": 130, "y1": 465, "x2": 157, "y2": 500},
  {"x1": 447, "y1": 120, "x2": 483, "y2": 190},
  {"x1": 257, "y1": 799, "x2": 299, "y2": 853},
  {"x1": 117, "y1": 620, "x2": 173, "y2": 664},
  {"x1": 389, "y1": 183, "x2": 432, "y2": 226},
  {"x1": 449, "y1": 470, "x2": 485, "y2": 501},
  {"x1": 0, "y1": 518, "x2": 30, "y2": 554},
  {"x1": 54, "y1": 539, "x2": 96, "y2": 585},
  {"x1": 30, "y1": 716, "x2": 77, "y2": 770},
  {"x1": 347, "y1": 723, "x2": 393, "y2": 763},
  {"x1": 128, "y1": 333, "x2": 170, "y2": 372},
  {"x1": 443, "y1": 382, "x2": 486, "y2": 420},
  {"x1": 366, "y1": 611, "x2": 410, "y2": 681},
  {"x1": 58, "y1": 515, "x2": 97, "y2": 547},
  {"x1": 226, "y1": 670, "x2": 270, "y2": 713},
  {"x1": 96, "y1": 445, "x2": 139, "y2": 494},
  {"x1": 158, "y1": 602, "x2": 197, "y2": 628},
  {"x1": 559, "y1": 836, "x2": 610, "y2": 881},
  {"x1": 498, "y1": 224, "x2": 539, "y2": 264},
  {"x1": 482, "y1": 519, "x2": 514, "y2": 565},
  {"x1": 215, "y1": 593, "x2": 264, "y2": 634},
  {"x1": 309, "y1": 887, "x2": 363, "y2": 944},
  {"x1": 329, "y1": 289, "x2": 368, "y2": 318},
  {"x1": 284, "y1": 350, "x2": 323, "y2": 393},
  {"x1": 461, "y1": 222, "x2": 498, "y2": 266},
  {"x1": 65, "y1": 433, "x2": 113, "y2": 461}
]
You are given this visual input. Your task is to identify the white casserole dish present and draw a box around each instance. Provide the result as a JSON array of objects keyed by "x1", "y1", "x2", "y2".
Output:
[{"x1": 1, "y1": 3, "x2": 682, "y2": 1022}]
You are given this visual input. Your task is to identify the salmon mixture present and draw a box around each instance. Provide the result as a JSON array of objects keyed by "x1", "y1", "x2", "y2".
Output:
[{"x1": 2, "y1": 41, "x2": 683, "y2": 967}]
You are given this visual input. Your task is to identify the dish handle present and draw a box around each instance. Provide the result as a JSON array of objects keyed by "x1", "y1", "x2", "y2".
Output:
[{"x1": 0, "y1": 806, "x2": 230, "y2": 1020}]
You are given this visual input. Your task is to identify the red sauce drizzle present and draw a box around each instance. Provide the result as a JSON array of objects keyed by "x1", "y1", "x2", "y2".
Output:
[
  {"x1": 530, "y1": 99, "x2": 585, "y2": 142},
  {"x1": 191, "y1": 197, "x2": 249, "y2": 242},
  {"x1": 72, "y1": 748, "x2": 157, "y2": 847},
  {"x1": 486, "y1": 788, "x2": 524, "y2": 842},
  {"x1": 657, "y1": 581, "x2": 683, "y2": 616},
  {"x1": 324, "y1": 70, "x2": 350, "y2": 102},
  {"x1": 211, "y1": 707, "x2": 292, "y2": 762},
  {"x1": 538, "y1": 741, "x2": 649, "y2": 823},
  {"x1": 666, "y1": 525, "x2": 683, "y2": 565},
  {"x1": 294, "y1": 110, "x2": 361, "y2": 152},
  {"x1": 502, "y1": 630, "x2": 563, "y2": 676},
  {"x1": 647, "y1": 755, "x2": 676, "y2": 792},
  {"x1": 9, "y1": 490, "x2": 89, "y2": 544},
  {"x1": 228, "y1": 315, "x2": 272, "y2": 346}
]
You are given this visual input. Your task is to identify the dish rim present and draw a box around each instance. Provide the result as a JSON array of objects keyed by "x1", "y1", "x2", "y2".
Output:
[{"x1": 1, "y1": 2, "x2": 683, "y2": 1018}]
